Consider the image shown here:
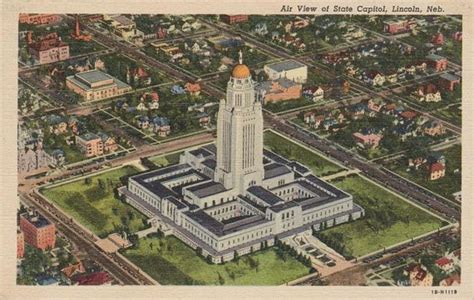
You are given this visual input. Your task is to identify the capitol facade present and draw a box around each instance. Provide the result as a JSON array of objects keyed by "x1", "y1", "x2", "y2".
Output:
[{"x1": 120, "y1": 54, "x2": 364, "y2": 263}]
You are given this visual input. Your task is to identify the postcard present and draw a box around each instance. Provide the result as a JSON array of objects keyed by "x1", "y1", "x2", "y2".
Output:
[{"x1": 1, "y1": 1, "x2": 472, "y2": 299}]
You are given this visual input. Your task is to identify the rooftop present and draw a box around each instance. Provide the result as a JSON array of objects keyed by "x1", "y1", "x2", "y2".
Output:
[
  {"x1": 266, "y1": 59, "x2": 307, "y2": 72},
  {"x1": 186, "y1": 181, "x2": 227, "y2": 198}
]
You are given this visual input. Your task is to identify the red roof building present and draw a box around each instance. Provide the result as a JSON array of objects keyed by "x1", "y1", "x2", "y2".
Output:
[
  {"x1": 73, "y1": 271, "x2": 111, "y2": 285},
  {"x1": 400, "y1": 111, "x2": 417, "y2": 120},
  {"x1": 19, "y1": 14, "x2": 61, "y2": 25},
  {"x1": 431, "y1": 32, "x2": 445, "y2": 45},
  {"x1": 28, "y1": 32, "x2": 70, "y2": 65},
  {"x1": 220, "y1": 15, "x2": 249, "y2": 24},
  {"x1": 440, "y1": 273, "x2": 461, "y2": 286},
  {"x1": 429, "y1": 162, "x2": 446, "y2": 181}
]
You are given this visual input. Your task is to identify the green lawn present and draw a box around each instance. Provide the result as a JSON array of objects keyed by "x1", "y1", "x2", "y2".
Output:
[
  {"x1": 320, "y1": 175, "x2": 445, "y2": 257},
  {"x1": 384, "y1": 145, "x2": 461, "y2": 201},
  {"x1": 41, "y1": 166, "x2": 147, "y2": 237},
  {"x1": 122, "y1": 235, "x2": 310, "y2": 285},
  {"x1": 149, "y1": 151, "x2": 183, "y2": 167},
  {"x1": 264, "y1": 131, "x2": 345, "y2": 176}
]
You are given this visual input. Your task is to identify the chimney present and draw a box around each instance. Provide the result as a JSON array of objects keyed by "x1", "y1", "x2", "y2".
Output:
[
  {"x1": 75, "y1": 15, "x2": 81, "y2": 37},
  {"x1": 26, "y1": 31, "x2": 33, "y2": 44}
]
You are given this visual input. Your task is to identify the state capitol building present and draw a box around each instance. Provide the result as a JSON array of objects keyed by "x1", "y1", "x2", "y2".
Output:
[{"x1": 120, "y1": 54, "x2": 364, "y2": 263}]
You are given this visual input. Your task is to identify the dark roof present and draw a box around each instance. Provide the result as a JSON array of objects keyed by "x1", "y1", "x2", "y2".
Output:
[
  {"x1": 247, "y1": 186, "x2": 284, "y2": 206},
  {"x1": 184, "y1": 210, "x2": 224, "y2": 236},
  {"x1": 263, "y1": 149, "x2": 290, "y2": 164},
  {"x1": 202, "y1": 158, "x2": 216, "y2": 170},
  {"x1": 189, "y1": 147, "x2": 213, "y2": 158},
  {"x1": 202, "y1": 143, "x2": 217, "y2": 154},
  {"x1": 304, "y1": 175, "x2": 349, "y2": 198},
  {"x1": 165, "y1": 196, "x2": 188, "y2": 210},
  {"x1": 287, "y1": 161, "x2": 310, "y2": 175},
  {"x1": 21, "y1": 212, "x2": 52, "y2": 228},
  {"x1": 269, "y1": 201, "x2": 300, "y2": 212},
  {"x1": 132, "y1": 163, "x2": 191, "y2": 182},
  {"x1": 186, "y1": 181, "x2": 227, "y2": 198},
  {"x1": 264, "y1": 163, "x2": 292, "y2": 179}
]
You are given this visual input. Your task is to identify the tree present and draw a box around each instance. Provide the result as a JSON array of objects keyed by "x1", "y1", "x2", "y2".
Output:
[
  {"x1": 217, "y1": 272, "x2": 225, "y2": 285},
  {"x1": 84, "y1": 177, "x2": 92, "y2": 185},
  {"x1": 233, "y1": 250, "x2": 239, "y2": 262}
]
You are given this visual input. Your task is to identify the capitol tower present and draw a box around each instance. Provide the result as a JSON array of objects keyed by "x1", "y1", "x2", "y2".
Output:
[{"x1": 215, "y1": 51, "x2": 264, "y2": 194}]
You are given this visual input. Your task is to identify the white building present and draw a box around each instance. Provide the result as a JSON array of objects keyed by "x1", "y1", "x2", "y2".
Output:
[
  {"x1": 264, "y1": 60, "x2": 308, "y2": 84},
  {"x1": 120, "y1": 55, "x2": 363, "y2": 263}
]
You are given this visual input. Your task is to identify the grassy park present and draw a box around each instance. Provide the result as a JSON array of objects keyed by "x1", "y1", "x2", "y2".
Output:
[
  {"x1": 41, "y1": 166, "x2": 147, "y2": 237},
  {"x1": 122, "y1": 235, "x2": 310, "y2": 285},
  {"x1": 318, "y1": 175, "x2": 446, "y2": 257},
  {"x1": 264, "y1": 130, "x2": 345, "y2": 176},
  {"x1": 149, "y1": 151, "x2": 183, "y2": 167}
]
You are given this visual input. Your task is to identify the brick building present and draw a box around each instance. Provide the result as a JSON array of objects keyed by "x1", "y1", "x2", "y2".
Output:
[
  {"x1": 17, "y1": 230, "x2": 25, "y2": 259},
  {"x1": 220, "y1": 15, "x2": 249, "y2": 24},
  {"x1": 256, "y1": 78, "x2": 302, "y2": 104},
  {"x1": 76, "y1": 133, "x2": 104, "y2": 158},
  {"x1": 19, "y1": 211, "x2": 56, "y2": 251},
  {"x1": 383, "y1": 19, "x2": 416, "y2": 34},
  {"x1": 28, "y1": 32, "x2": 70, "y2": 65},
  {"x1": 426, "y1": 54, "x2": 448, "y2": 72},
  {"x1": 19, "y1": 14, "x2": 61, "y2": 25}
]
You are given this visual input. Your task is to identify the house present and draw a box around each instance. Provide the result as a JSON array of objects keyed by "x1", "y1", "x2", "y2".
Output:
[
  {"x1": 264, "y1": 60, "x2": 308, "y2": 84},
  {"x1": 424, "y1": 121, "x2": 446, "y2": 136},
  {"x1": 136, "y1": 101, "x2": 148, "y2": 111},
  {"x1": 46, "y1": 114, "x2": 68, "y2": 135},
  {"x1": 254, "y1": 22, "x2": 268, "y2": 36},
  {"x1": 347, "y1": 103, "x2": 366, "y2": 120},
  {"x1": 73, "y1": 271, "x2": 112, "y2": 286},
  {"x1": 400, "y1": 111, "x2": 417, "y2": 120},
  {"x1": 426, "y1": 54, "x2": 448, "y2": 72},
  {"x1": 353, "y1": 132, "x2": 383, "y2": 149},
  {"x1": 256, "y1": 78, "x2": 302, "y2": 104},
  {"x1": 435, "y1": 257, "x2": 455, "y2": 273},
  {"x1": 414, "y1": 83, "x2": 442, "y2": 102},
  {"x1": 322, "y1": 118, "x2": 338, "y2": 131},
  {"x1": 50, "y1": 149, "x2": 65, "y2": 167},
  {"x1": 196, "y1": 112, "x2": 211, "y2": 128},
  {"x1": 405, "y1": 264, "x2": 433, "y2": 286},
  {"x1": 383, "y1": 103, "x2": 397, "y2": 115},
  {"x1": 303, "y1": 86, "x2": 324, "y2": 101},
  {"x1": 171, "y1": 84, "x2": 186, "y2": 95},
  {"x1": 62, "y1": 262, "x2": 86, "y2": 279},
  {"x1": 452, "y1": 191, "x2": 462, "y2": 202},
  {"x1": 152, "y1": 116, "x2": 171, "y2": 137},
  {"x1": 452, "y1": 31, "x2": 462, "y2": 42},
  {"x1": 137, "y1": 116, "x2": 149, "y2": 129},
  {"x1": 365, "y1": 71, "x2": 385, "y2": 86},
  {"x1": 185, "y1": 82, "x2": 201, "y2": 96},
  {"x1": 127, "y1": 67, "x2": 151, "y2": 85},
  {"x1": 440, "y1": 273, "x2": 461, "y2": 286},
  {"x1": 97, "y1": 132, "x2": 118, "y2": 153},
  {"x1": 368, "y1": 98, "x2": 385, "y2": 112},
  {"x1": 385, "y1": 71, "x2": 398, "y2": 84},
  {"x1": 427, "y1": 152, "x2": 446, "y2": 166},
  {"x1": 439, "y1": 73, "x2": 461, "y2": 91},
  {"x1": 432, "y1": 32, "x2": 445, "y2": 45},
  {"x1": 408, "y1": 157, "x2": 427, "y2": 170},
  {"x1": 428, "y1": 162, "x2": 445, "y2": 180}
]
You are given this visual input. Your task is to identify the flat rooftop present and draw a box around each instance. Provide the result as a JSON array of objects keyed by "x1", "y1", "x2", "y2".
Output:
[{"x1": 266, "y1": 60, "x2": 307, "y2": 72}]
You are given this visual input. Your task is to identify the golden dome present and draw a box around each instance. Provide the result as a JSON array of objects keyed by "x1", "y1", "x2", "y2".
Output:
[{"x1": 231, "y1": 64, "x2": 251, "y2": 78}]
